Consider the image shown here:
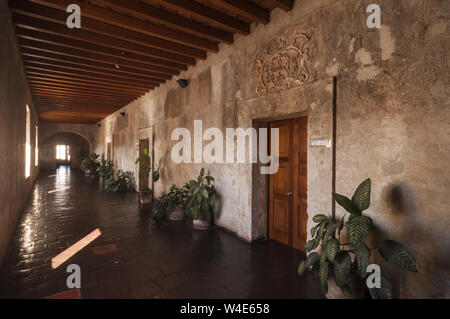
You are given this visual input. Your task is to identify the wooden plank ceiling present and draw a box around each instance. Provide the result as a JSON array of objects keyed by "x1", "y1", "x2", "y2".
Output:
[{"x1": 9, "y1": 0, "x2": 294, "y2": 124}]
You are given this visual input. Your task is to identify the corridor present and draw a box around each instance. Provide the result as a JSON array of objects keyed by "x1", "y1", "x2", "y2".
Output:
[{"x1": 0, "y1": 167, "x2": 321, "y2": 299}]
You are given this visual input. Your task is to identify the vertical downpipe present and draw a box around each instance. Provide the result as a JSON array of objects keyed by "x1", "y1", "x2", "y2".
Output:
[{"x1": 332, "y1": 77, "x2": 337, "y2": 221}]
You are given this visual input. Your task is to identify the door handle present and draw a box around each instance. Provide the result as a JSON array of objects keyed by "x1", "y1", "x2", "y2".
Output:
[{"x1": 287, "y1": 192, "x2": 293, "y2": 196}]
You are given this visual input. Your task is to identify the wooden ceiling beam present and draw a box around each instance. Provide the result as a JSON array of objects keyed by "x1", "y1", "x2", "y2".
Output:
[
  {"x1": 207, "y1": 0, "x2": 270, "y2": 24},
  {"x1": 24, "y1": 64, "x2": 160, "y2": 88},
  {"x1": 144, "y1": 0, "x2": 250, "y2": 35},
  {"x1": 32, "y1": 95, "x2": 131, "y2": 105},
  {"x1": 15, "y1": 25, "x2": 187, "y2": 72},
  {"x1": 28, "y1": 0, "x2": 219, "y2": 52},
  {"x1": 19, "y1": 39, "x2": 175, "y2": 79},
  {"x1": 36, "y1": 106, "x2": 119, "y2": 114},
  {"x1": 21, "y1": 48, "x2": 170, "y2": 82},
  {"x1": 264, "y1": 0, "x2": 294, "y2": 11},
  {"x1": 13, "y1": 15, "x2": 196, "y2": 66},
  {"x1": 30, "y1": 84, "x2": 141, "y2": 100},
  {"x1": 29, "y1": 80, "x2": 145, "y2": 97},
  {"x1": 10, "y1": 0, "x2": 207, "y2": 59},
  {"x1": 32, "y1": 92, "x2": 132, "y2": 104},
  {"x1": 34, "y1": 99, "x2": 124, "y2": 109},
  {"x1": 26, "y1": 73, "x2": 153, "y2": 93},
  {"x1": 88, "y1": 0, "x2": 233, "y2": 44}
]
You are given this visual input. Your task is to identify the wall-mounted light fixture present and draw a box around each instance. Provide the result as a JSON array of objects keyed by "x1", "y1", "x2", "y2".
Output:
[{"x1": 177, "y1": 79, "x2": 189, "y2": 88}]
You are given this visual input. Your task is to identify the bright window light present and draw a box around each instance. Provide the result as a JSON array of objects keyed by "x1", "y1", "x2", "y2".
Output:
[
  {"x1": 56, "y1": 145, "x2": 67, "y2": 160},
  {"x1": 35, "y1": 126, "x2": 38, "y2": 166},
  {"x1": 25, "y1": 105, "x2": 31, "y2": 178}
]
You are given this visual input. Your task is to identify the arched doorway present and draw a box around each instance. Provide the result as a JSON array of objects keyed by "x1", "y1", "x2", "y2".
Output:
[{"x1": 40, "y1": 133, "x2": 90, "y2": 170}]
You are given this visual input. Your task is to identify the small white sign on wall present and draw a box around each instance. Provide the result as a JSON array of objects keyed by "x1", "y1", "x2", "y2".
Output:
[{"x1": 311, "y1": 139, "x2": 332, "y2": 148}]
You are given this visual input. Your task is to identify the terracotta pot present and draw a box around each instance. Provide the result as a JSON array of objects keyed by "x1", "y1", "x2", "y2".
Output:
[
  {"x1": 192, "y1": 210, "x2": 212, "y2": 230},
  {"x1": 139, "y1": 190, "x2": 153, "y2": 205},
  {"x1": 326, "y1": 274, "x2": 365, "y2": 299},
  {"x1": 168, "y1": 206, "x2": 185, "y2": 221}
]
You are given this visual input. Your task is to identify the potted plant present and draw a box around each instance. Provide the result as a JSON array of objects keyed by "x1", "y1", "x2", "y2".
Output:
[
  {"x1": 298, "y1": 179, "x2": 417, "y2": 299},
  {"x1": 167, "y1": 184, "x2": 189, "y2": 221},
  {"x1": 153, "y1": 185, "x2": 187, "y2": 221},
  {"x1": 97, "y1": 159, "x2": 114, "y2": 185},
  {"x1": 81, "y1": 153, "x2": 100, "y2": 176},
  {"x1": 135, "y1": 148, "x2": 160, "y2": 206},
  {"x1": 104, "y1": 170, "x2": 135, "y2": 193},
  {"x1": 185, "y1": 168, "x2": 215, "y2": 230}
]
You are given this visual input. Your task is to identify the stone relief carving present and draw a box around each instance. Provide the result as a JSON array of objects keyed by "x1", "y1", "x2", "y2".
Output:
[{"x1": 256, "y1": 33, "x2": 312, "y2": 96}]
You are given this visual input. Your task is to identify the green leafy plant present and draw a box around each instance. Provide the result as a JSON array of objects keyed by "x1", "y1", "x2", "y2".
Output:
[
  {"x1": 184, "y1": 168, "x2": 215, "y2": 220},
  {"x1": 135, "y1": 148, "x2": 160, "y2": 191},
  {"x1": 153, "y1": 184, "x2": 188, "y2": 220},
  {"x1": 97, "y1": 159, "x2": 115, "y2": 180},
  {"x1": 298, "y1": 179, "x2": 417, "y2": 299},
  {"x1": 104, "y1": 170, "x2": 135, "y2": 193},
  {"x1": 81, "y1": 153, "x2": 100, "y2": 174}
]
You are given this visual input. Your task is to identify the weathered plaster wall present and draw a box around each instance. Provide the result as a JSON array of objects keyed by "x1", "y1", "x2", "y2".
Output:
[
  {"x1": 93, "y1": 0, "x2": 449, "y2": 298},
  {"x1": 40, "y1": 133, "x2": 90, "y2": 170},
  {"x1": 0, "y1": 0, "x2": 40, "y2": 264}
]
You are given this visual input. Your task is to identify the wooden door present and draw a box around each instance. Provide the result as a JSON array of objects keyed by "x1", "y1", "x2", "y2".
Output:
[{"x1": 269, "y1": 117, "x2": 308, "y2": 251}]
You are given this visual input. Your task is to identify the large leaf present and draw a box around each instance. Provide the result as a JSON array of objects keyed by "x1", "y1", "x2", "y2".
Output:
[
  {"x1": 379, "y1": 240, "x2": 418, "y2": 272},
  {"x1": 345, "y1": 216, "x2": 371, "y2": 248},
  {"x1": 310, "y1": 224, "x2": 319, "y2": 237},
  {"x1": 333, "y1": 193, "x2": 361, "y2": 216},
  {"x1": 334, "y1": 251, "x2": 352, "y2": 287},
  {"x1": 355, "y1": 243, "x2": 371, "y2": 277},
  {"x1": 201, "y1": 188, "x2": 209, "y2": 199},
  {"x1": 369, "y1": 274, "x2": 392, "y2": 299},
  {"x1": 303, "y1": 238, "x2": 319, "y2": 252},
  {"x1": 316, "y1": 220, "x2": 329, "y2": 240},
  {"x1": 313, "y1": 214, "x2": 328, "y2": 223},
  {"x1": 352, "y1": 178, "x2": 371, "y2": 211},
  {"x1": 341, "y1": 284, "x2": 352, "y2": 299},
  {"x1": 297, "y1": 260, "x2": 306, "y2": 276},
  {"x1": 323, "y1": 223, "x2": 338, "y2": 242},
  {"x1": 324, "y1": 238, "x2": 340, "y2": 262},
  {"x1": 306, "y1": 252, "x2": 320, "y2": 267},
  {"x1": 319, "y1": 261, "x2": 328, "y2": 294}
]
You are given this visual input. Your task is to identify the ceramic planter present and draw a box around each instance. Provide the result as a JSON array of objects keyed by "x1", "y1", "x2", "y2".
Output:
[
  {"x1": 192, "y1": 210, "x2": 212, "y2": 230},
  {"x1": 139, "y1": 190, "x2": 153, "y2": 206},
  {"x1": 326, "y1": 274, "x2": 365, "y2": 299},
  {"x1": 168, "y1": 206, "x2": 185, "y2": 221}
]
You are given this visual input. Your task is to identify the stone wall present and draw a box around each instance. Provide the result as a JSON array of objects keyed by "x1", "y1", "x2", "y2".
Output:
[
  {"x1": 0, "y1": 0, "x2": 40, "y2": 264},
  {"x1": 93, "y1": 0, "x2": 449, "y2": 298}
]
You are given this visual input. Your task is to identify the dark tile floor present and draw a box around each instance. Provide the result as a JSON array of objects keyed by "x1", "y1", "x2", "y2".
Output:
[{"x1": 0, "y1": 166, "x2": 322, "y2": 299}]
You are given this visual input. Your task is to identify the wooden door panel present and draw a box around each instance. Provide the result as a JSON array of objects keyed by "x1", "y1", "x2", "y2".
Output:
[
  {"x1": 273, "y1": 198, "x2": 289, "y2": 233},
  {"x1": 274, "y1": 161, "x2": 290, "y2": 194},
  {"x1": 269, "y1": 117, "x2": 308, "y2": 251},
  {"x1": 269, "y1": 120, "x2": 292, "y2": 247},
  {"x1": 278, "y1": 126, "x2": 290, "y2": 158}
]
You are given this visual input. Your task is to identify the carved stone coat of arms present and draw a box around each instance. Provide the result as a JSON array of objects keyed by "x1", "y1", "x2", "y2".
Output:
[{"x1": 256, "y1": 33, "x2": 312, "y2": 96}]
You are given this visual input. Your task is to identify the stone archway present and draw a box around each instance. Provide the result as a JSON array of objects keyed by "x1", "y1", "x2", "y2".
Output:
[
  {"x1": 40, "y1": 132, "x2": 90, "y2": 170},
  {"x1": 39, "y1": 123, "x2": 96, "y2": 151}
]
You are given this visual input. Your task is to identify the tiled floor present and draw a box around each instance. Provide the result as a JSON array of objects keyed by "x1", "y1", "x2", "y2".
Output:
[{"x1": 0, "y1": 166, "x2": 322, "y2": 299}]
